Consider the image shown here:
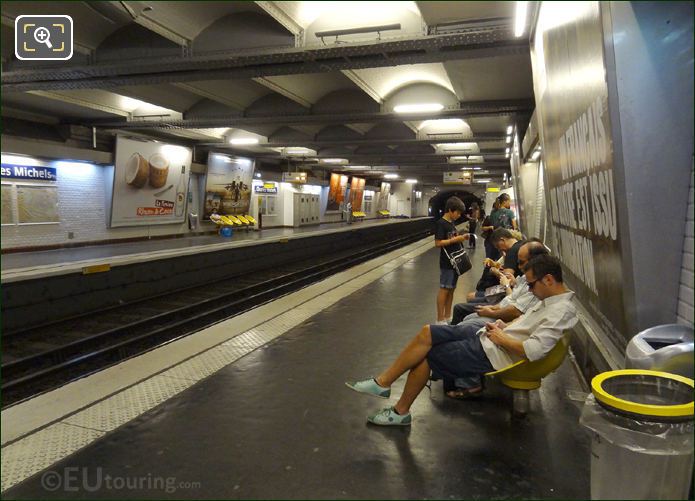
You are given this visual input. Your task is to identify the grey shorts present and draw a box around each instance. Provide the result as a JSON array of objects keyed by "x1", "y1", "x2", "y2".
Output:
[
  {"x1": 427, "y1": 324, "x2": 494, "y2": 380},
  {"x1": 439, "y1": 268, "x2": 458, "y2": 289}
]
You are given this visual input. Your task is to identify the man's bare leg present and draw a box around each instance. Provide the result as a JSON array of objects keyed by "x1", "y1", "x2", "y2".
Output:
[
  {"x1": 436, "y1": 288, "x2": 449, "y2": 321},
  {"x1": 444, "y1": 289, "x2": 455, "y2": 320},
  {"x1": 375, "y1": 325, "x2": 433, "y2": 387},
  {"x1": 393, "y1": 359, "x2": 431, "y2": 415}
]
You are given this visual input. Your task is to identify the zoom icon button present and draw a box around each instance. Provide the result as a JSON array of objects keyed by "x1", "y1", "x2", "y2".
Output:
[{"x1": 15, "y1": 15, "x2": 73, "y2": 61}]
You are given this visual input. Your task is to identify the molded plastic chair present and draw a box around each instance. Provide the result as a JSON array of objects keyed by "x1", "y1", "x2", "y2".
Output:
[{"x1": 485, "y1": 333, "x2": 571, "y2": 416}]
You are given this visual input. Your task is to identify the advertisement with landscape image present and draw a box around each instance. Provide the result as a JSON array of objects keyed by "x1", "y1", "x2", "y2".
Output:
[
  {"x1": 203, "y1": 153, "x2": 255, "y2": 219},
  {"x1": 349, "y1": 177, "x2": 366, "y2": 211},
  {"x1": 111, "y1": 136, "x2": 192, "y2": 227}
]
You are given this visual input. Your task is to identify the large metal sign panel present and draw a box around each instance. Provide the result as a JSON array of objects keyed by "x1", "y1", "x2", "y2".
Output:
[{"x1": 533, "y1": 2, "x2": 626, "y2": 338}]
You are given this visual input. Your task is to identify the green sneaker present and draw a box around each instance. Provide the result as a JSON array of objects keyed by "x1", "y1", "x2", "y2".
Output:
[
  {"x1": 345, "y1": 378, "x2": 390, "y2": 398},
  {"x1": 367, "y1": 407, "x2": 412, "y2": 426}
]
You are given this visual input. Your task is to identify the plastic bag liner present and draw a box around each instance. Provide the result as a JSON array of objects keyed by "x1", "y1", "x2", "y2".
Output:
[{"x1": 580, "y1": 394, "x2": 694, "y2": 455}]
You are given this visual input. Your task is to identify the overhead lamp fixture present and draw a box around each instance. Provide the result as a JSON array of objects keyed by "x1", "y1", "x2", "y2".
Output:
[
  {"x1": 506, "y1": 136, "x2": 512, "y2": 144},
  {"x1": 384, "y1": 173, "x2": 399, "y2": 179},
  {"x1": 285, "y1": 147, "x2": 311, "y2": 155},
  {"x1": 473, "y1": 167, "x2": 482, "y2": 170},
  {"x1": 460, "y1": 167, "x2": 473, "y2": 171},
  {"x1": 405, "y1": 178, "x2": 418, "y2": 184},
  {"x1": 505, "y1": 147, "x2": 511, "y2": 154},
  {"x1": 506, "y1": 125, "x2": 513, "y2": 135},
  {"x1": 254, "y1": 172, "x2": 262, "y2": 178},
  {"x1": 321, "y1": 158, "x2": 347, "y2": 164},
  {"x1": 515, "y1": 1, "x2": 529, "y2": 37},
  {"x1": 347, "y1": 165, "x2": 370, "y2": 169},
  {"x1": 532, "y1": 150, "x2": 541, "y2": 161},
  {"x1": 315, "y1": 23, "x2": 401, "y2": 41},
  {"x1": 476, "y1": 179, "x2": 492, "y2": 184},
  {"x1": 393, "y1": 103, "x2": 444, "y2": 114},
  {"x1": 229, "y1": 137, "x2": 259, "y2": 145}
]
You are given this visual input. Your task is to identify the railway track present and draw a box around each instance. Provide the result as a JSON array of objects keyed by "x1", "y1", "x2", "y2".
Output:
[{"x1": 1, "y1": 230, "x2": 430, "y2": 407}]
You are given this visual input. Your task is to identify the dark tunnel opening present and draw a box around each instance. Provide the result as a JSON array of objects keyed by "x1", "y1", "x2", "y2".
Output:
[{"x1": 428, "y1": 190, "x2": 484, "y2": 222}]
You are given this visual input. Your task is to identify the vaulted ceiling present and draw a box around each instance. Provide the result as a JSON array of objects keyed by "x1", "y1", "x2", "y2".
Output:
[{"x1": 1, "y1": 1, "x2": 535, "y2": 186}]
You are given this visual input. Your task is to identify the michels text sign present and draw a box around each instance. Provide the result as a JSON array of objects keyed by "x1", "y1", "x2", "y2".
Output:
[
  {"x1": 254, "y1": 182, "x2": 278, "y2": 194},
  {"x1": 1, "y1": 163, "x2": 57, "y2": 181}
]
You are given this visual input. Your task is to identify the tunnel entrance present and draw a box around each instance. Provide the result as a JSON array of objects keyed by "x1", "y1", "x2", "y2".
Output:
[{"x1": 428, "y1": 189, "x2": 483, "y2": 222}]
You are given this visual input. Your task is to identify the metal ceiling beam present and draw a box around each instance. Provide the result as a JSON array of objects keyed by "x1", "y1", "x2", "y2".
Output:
[
  {"x1": 84, "y1": 99, "x2": 533, "y2": 128},
  {"x1": 256, "y1": 135, "x2": 506, "y2": 148},
  {"x1": 2, "y1": 29, "x2": 528, "y2": 91}
]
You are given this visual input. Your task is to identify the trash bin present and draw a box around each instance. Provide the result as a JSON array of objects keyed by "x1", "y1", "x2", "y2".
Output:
[
  {"x1": 625, "y1": 324, "x2": 694, "y2": 379},
  {"x1": 580, "y1": 369, "x2": 694, "y2": 500}
]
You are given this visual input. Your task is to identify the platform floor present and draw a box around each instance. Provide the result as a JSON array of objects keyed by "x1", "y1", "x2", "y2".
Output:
[
  {"x1": 1, "y1": 218, "x2": 418, "y2": 278},
  {"x1": 2, "y1": 244, "x2": 591, "y2": 499}
]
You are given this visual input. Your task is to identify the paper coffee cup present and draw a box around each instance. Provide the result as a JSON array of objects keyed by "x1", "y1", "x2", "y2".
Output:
[
  {"x1": 125, "y1": 153, "x2": 149, "y2": 188},
  {"x1": 148, "y1": 153, "x2": 169, "y2": 188}
]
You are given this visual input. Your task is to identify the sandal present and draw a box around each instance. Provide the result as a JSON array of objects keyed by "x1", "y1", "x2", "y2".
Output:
[{"x1": 445, "y1": 387, "x2": 483, "y2": 400}]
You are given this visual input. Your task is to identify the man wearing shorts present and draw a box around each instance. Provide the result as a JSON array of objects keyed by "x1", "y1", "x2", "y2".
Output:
[
  {"x1": 346, "y1": 255, "x2": 577, "y2": 426},
  {"x1": 434, "y1": 196, "x2": 469, "y2": 324}
]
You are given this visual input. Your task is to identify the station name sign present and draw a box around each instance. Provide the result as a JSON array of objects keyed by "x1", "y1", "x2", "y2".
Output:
[
  {"x1": 1, "y1": 163, "x2": 57, "y2": 181},
  {"x1": 254, "y1": 182, "x2": 278, "y2": 194}
]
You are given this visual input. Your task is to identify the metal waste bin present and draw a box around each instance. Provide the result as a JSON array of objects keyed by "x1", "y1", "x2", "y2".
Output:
[
  {"x1": 626, "y1": 324, "x2": 694, "y2": 378},
  {"x1": 580, "y1": 370, "x2": 694, "y2": 500}
]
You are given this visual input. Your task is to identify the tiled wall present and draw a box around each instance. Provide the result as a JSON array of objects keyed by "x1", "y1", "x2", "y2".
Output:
[{"x1": 677, "y1": 164, "x2": 694, "y2": 325}]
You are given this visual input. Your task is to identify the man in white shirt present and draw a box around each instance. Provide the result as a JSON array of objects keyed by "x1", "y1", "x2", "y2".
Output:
[{"x1": 345, "y1": 254, "x2": 577, "y2": 426}]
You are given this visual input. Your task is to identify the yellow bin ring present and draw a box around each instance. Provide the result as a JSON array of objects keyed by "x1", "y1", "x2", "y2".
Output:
[{"x1": 591, "y1": 369, "x2": 694, "y2": 419}]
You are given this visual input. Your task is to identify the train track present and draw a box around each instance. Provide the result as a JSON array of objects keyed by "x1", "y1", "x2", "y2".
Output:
[{"x1": 1, "y1": 230, "x2": 430, "y2": 407}]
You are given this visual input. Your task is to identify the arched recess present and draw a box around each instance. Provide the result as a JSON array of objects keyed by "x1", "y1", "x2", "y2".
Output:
[
  {"x1": 185, "y1": 99, "x2": 240, "y2": 118},
  {"x1": 269, "y1": 126, "x2": 312, "y2": 143},
  {"x1": 428, "y1": 189, "x2": 483, "y2": 221},
  {"x1": 383, "y1": 82, "x2": 459, "y2": 112},
  {"x1": 316, "y1": 125, "x2": 363, "y2": 141},
  {"x1": 96, "y1": 24, "x2": 181, "y2": 61},
  {"x1": 394, "y1": 143, "x2": 435, "y2": 154},
  {"x1": 313, "y1": 89, "x2": 380, "y2": 115},
  {"x1": 245, "y1": 94, "x2": 309, "y2": 117},
  {"x1": 365, "y1": 122, "x2": 414, "y2": 140},
  {"x1": 193, "y1": 12, "x2": 294, "y2": 53}
]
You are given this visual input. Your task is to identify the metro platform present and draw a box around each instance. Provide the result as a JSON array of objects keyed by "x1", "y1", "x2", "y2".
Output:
[
  {"x1": 1, "y1": 217, "x2": 416, "y2": 282},
  {"x1": 1, "y1": 238, "x2": 590, "y2": 499}
]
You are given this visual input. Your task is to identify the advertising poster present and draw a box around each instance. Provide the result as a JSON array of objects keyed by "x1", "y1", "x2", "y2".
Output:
[
  {"x1": 349, "y1": 177, "x2": 366, "y2": 211},
  {"x1": 111, "y1": 136, "x2": 192, "y2": 227},
  {"x1": 533, "y1": 2, "x2": 626, "y2": 340},
  {"x1": 17, "y1": 185, "x2": 59, "y2": 224},
  {"x1": 378, "y1": 182, "x2": 391, "y2": 211},
  {"x1": 443, "y1": 171, "x2": 472, "y2": 185},
  {"x1": 326, "y1": 173, "x2": 348, "y2": 211},
  {"x1": 203, "y1": 153, "x2": 255, "y2": 219}
]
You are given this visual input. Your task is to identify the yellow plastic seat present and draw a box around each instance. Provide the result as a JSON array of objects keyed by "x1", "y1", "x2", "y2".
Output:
[
  {"x1": 244, "y1": 215, "x2": 257, "y2": 224},
  {"x1": 237, "y1": 215, "x2": 250, "y2": 225},
  {"x1": 227, "y1": 215, "x2": 243, "y2": 226},
  {"x1": 485, "y1": 333, "x2": 571, "y2": 415}
]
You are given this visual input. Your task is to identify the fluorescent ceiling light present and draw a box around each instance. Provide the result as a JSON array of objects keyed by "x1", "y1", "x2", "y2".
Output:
[
  {"x1": 476, "y1": 179, "x2": 492, "y2": 183},
  {"x1": 506, "y1": 136, "x2": 512, "y2": 144},
  {"x1": 254, "y1": 172, "x2": 262, "y2": 178},
  {"x1": 532, "y1": 150, "x2": 541, "y2": 161},
  {"x1": 321, "y1": 158, "x2": 347, "y2": 164},
  {"x1": 515, "y1": 1, "x2": 529, "y2": 37},
  {"x1": 405, "y1": 178, "x2": 418, "y2": 184},
  {"x1": 393, "y1": 103, "x2": 444, "y2": 113},
  {"x1": 347, "y1": 165, "x2": 370, "y2": 169},
  {"x1": 229, "y1": 137, "x2": 259, "y2": 145},
  {"x1": 384, "y1": 173, "x2": 399, "y2": 179},
  {"x1": 473, "y1": 167, "x2": 482, "y2": 170},
  {"x1": 285, "y1": 147, "x2": 311, "y2": 155},
  {"x1": 505, "y1": 147, "x2": 510, "y2": 154},
  {"x1": 506, "y1": 125, "x2": 513, "y2": 135},
  {"x1": 460, "y1": 167, "x2": 473, "y2": 170}
]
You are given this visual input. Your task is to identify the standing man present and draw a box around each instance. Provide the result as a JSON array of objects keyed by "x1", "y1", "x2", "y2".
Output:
[{"x1": 434, "y1": 196, "x2": 469, "y2": 324}]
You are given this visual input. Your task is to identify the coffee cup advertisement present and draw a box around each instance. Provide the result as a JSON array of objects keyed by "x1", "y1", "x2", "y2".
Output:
[
  {"x1": 110, "y1": 136, "x2": 192, "y2": 227},
  {"x1": 203, "y1": 153, "x2": 255, "y2": 220}
]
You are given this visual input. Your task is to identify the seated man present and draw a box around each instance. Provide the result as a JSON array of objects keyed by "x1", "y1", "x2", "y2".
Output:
[
  {"x1": 345, "y1": 255, "x2": 577, "y2": 426},
  {"x1": 445, "y1": 241, "x2": 549, "y2": 398},
  {"x1": 452, "y1": 240, "x2": 548, "y2": 327},
  {"x1": 466, "y1": 228, "x2": 525, "y2": 301}
]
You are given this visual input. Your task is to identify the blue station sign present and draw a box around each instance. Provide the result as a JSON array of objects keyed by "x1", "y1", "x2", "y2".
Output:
[{"x1": 1, "y1": 163, "x2": 57, "y2": 181}]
